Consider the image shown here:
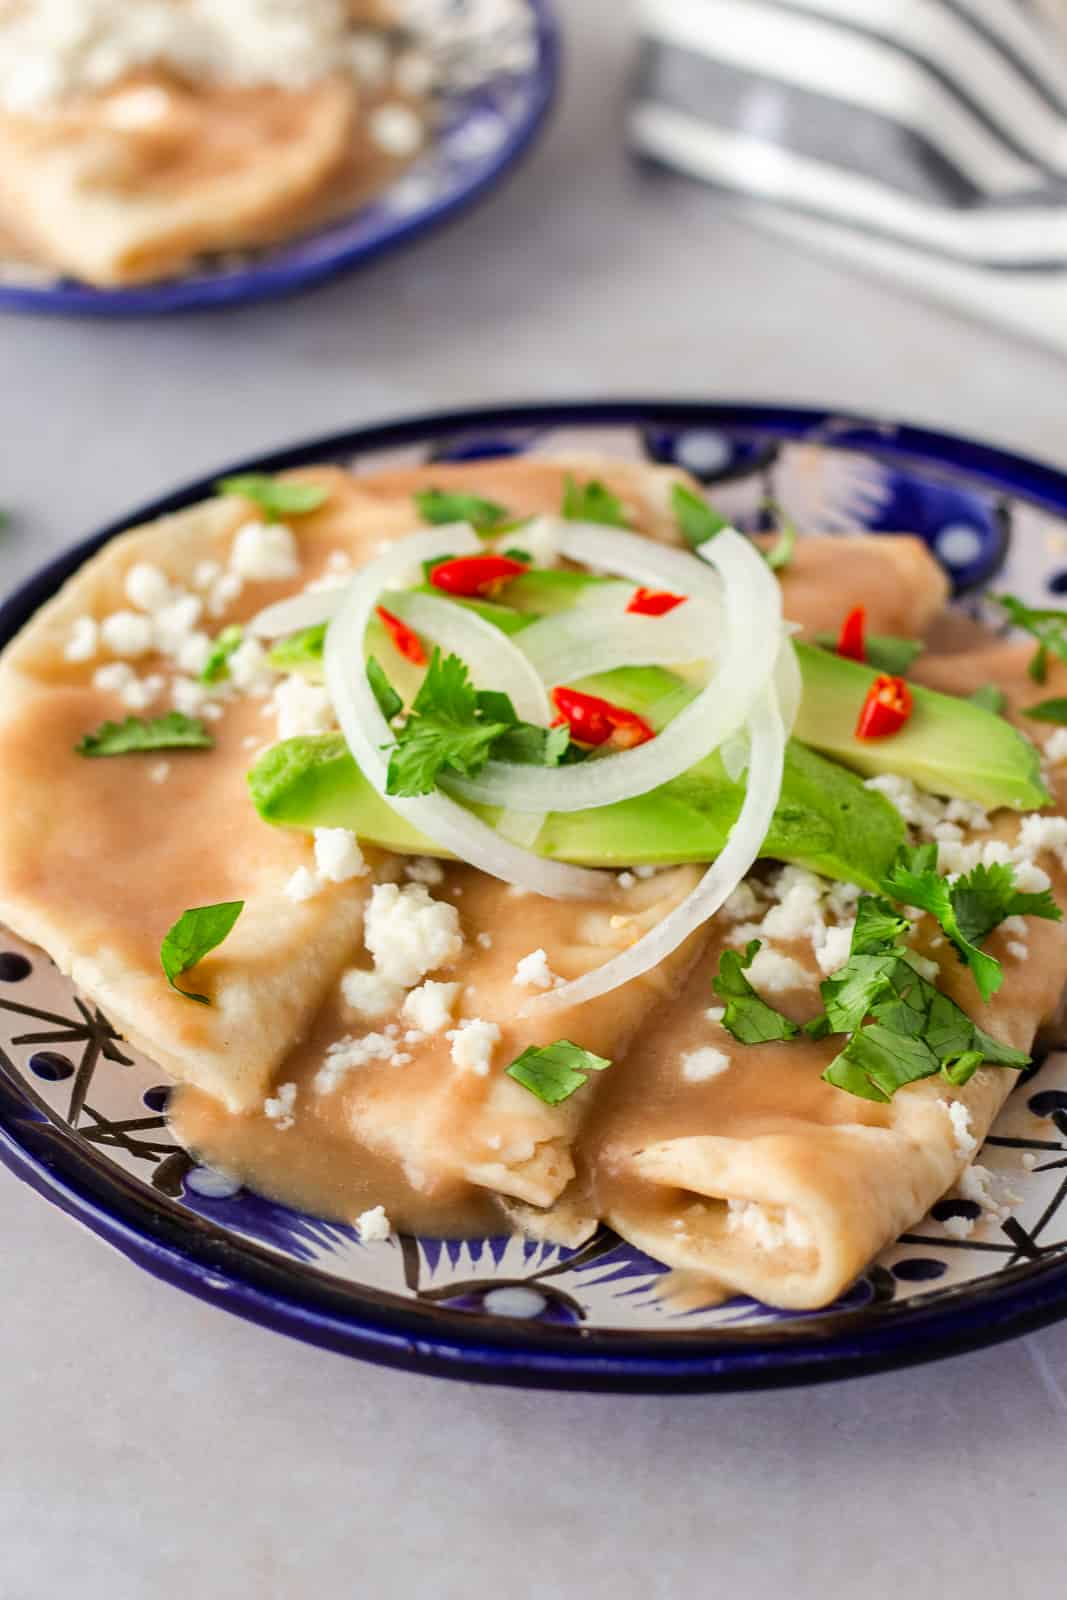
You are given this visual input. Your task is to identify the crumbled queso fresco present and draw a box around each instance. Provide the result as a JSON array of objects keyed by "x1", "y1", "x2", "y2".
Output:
[{"x1": 355, "y1": 1204, "x2": 392, "y2": 1243}]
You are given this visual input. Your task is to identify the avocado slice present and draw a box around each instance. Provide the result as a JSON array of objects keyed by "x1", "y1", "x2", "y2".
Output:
[
  {"x1": 266, "y1": 571, "x2": 1048, "y2": 818},
  {"x1": 248, "y1": 726, "x2": 905, "y2": 890},
  {"x1": 792, "y1": 642, "x2": 1048, "y2": 812}
]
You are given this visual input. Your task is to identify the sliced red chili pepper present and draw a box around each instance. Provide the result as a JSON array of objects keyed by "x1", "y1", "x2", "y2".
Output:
[
  {"x1": 855, "y1": 673, "x2": 913, "y2": 739},
  {"x1": 551, "y1": 686, "x2": 655, "y2": 750},
  {"x1": 376, "y1": 605, "x2": 427, "y2": 667},
  {"x1": 429, "y1": 554, "x2": 528, "y2": 598},
  {"x1": 627, "y1": 587, "x2": 685, "y2": 617},
  {"x1": 837, "y1": 604, "x2": 867, "y2": 663}
]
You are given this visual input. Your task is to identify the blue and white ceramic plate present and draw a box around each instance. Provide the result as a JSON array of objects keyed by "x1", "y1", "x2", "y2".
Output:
[
  {"x1": 6, "y1": 402, "x2": 1067, "y2": 1392},
  {"x1": 0, "y1": 0, "x2": 558, "y2": 318}
]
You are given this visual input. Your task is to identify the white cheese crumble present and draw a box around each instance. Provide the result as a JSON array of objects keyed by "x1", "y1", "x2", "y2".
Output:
[
  {"x1": 816, "y1": 922, "x2": 854, "y2": 976},
  {"x1": 148, "y1": 760, "x2": 170, "y2": 785},
  {"x1": 315, "y1": 1032, "x2": 394, "y2": 1094},
  {"x1": 721, "y1": 881, "x2": 763, "y2": 923},
  {"x1": 681, "y1": 1046, "x2": 731, "y2": 1083},
  {"x1": 744, "y1": 946, "x2": 812, "y2": 996},
  {"x1": 725, "y1": 1199, "x2": 813, "y2": 1252},
  {"x1": 208, "y1": 572, "x2": 244, "y2": 619},
  {"x1": 1008, "y1": 940, "x2": 1029, "y2": 961},
  {"x1": 124, "y1": 562, "x2": 172, "y2": 613},
  {"x1": 404, "y1": 857, "x2": 445, "y2": 887},
  {"x1": 228, "y1": 637, "x2": 275, "y2": 693},
  {"x1": 1022, "y1": 1152, "x2": 1039, "y2": 1171},
  {"x1": 513, "y1": 948, "x2": 559, "y2": 990},
  {"x1": 172, "y1": 675, "x2": 221, "y2": 720},
  {"x1": 152, "y1": 594, "x2": 204, "y2": 656},
  {"x1": 943, "y1": 1214, "x2": 974, "y2": 1241},
  {"x1": 64, "y1": 616, "x2": 99, "y2": 662},
  {"x1": 705, "y1": 1006, "x2": 726, "y2": 1024},
  {"x1": 271, "y1": 674, "x2": 335, "y2": 741},
  {"x1": 1044, "y1": 728, "x2": 1067, "y2": 765},
  {"x1": 369, "y1": 102, "x2": 423, "y2": 157},
  {"x1": 100, "y1": 610, "x2": 154, "y2": 658},
  {"x1": 283, "y1": 866, "x2": 321, "y2": 903},
  {"x1": 957, "y1": 1162, "x2": 1020, "y2": 1225},
  {"x1": 364, "y1": 882, "x2": 463, "y2": 987},
  {"x1": 230, "y1": 520, "x2": 300, "y2": 582},
  {"x1": 175, "y1": 632, "x2": 213, "y2": 677},
  {"x1": 447, "y1": 1018, "x2": 501, "y2": 1076},
  {"x1": 476, "y1": 932, "x2": 494, "y2": 950},
  {"x1": 401, "y1": 980, "x2": 460, "y2": 1035},
  {"x1": 617, "y1": 871, "x2": 637, "y2": 890},
  {"x1": 264, "y1": 1081, "x2": 297, "y2": 1131},
  {"x1": 340, "y1": 969, "x2": 403, "y2": 1021},
  {"x1": 942, "y1": 1099, "x2": 977, "y2": 1161},
  {"x1": 356, "y1": 1205, "x2": 392, "y2": 1243},
  {"x1": 92, "y1": 662, "x2": 164, "y2": 711},
  {"x1": 314, "y1": 827, "x2": 366, "y2": 883},
  {"x1": 193, "y1": 560, "x2": 222, "y2": 592}
]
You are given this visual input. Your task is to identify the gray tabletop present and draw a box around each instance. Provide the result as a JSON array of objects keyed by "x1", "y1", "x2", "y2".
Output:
[{"x1": 3, "y1": 5, "x2": 1067, "y2": 1596}]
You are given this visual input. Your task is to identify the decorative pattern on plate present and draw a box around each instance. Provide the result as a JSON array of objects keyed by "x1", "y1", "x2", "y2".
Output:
[
  {"x1": 5, "y1": 402, "x2": 1067, "y2": 1387},
  {"x1": 0, "y1": 0, "x2": 558, "y2": 316}
]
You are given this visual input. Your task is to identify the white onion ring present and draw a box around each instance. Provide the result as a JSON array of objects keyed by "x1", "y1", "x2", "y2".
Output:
[
  {"x1": 247, "y1": 587, "x2": 343, "y2": 640},
  {"x1": 515, "y1": 606, "x2": 717, "y2": 687},
  {"x1": 445, "y1": 528, "x2": 781, "y2": 813},
  {"x1": 385, "y1": 590, "x2": 550, "y2": 725},
  {"x1": 323, "y1": 528, "x2": 608, "y2": 900},
  {"x1": 521, "y1": 683, "x2": 786, "y2": 1014}
]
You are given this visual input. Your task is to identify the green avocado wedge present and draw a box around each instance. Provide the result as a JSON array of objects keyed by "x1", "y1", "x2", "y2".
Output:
[
  {"x1": 791, "y1": 643, "x2": 1048, "y2": 812},
  {"x1": 248, "y1": 727, "x2": 906, "y2": 890}
]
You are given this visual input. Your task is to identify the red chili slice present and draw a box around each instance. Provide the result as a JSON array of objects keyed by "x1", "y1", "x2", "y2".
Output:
[
  {"x1": 376, "y1": 605, "x2": 427, "y2": 666},
  {"x1": 855, "y1": 673, "x2": 913, "y2": 739},
  {"x1": 627, "y1": 587, "x2": 685, "y2": 617},
  {"x1": 429, "y1": 554, "x2": 528, "y2": 598},
  {"x1": 837, "y1": 604, "x2": 867, "y2": 663},
  {"x1": 551, "y1": 686, "x2": 655, "y2": 749}
]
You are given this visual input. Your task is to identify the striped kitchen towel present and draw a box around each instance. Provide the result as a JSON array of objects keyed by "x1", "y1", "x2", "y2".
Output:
[{"x1": 630, "y1": 0, "x2": 1067, "y2": 353}]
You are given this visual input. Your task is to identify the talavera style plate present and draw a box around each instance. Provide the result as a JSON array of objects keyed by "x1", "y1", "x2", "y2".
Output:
[{"x1": 5, "y1": 401, "x2": 1067, "y2": 1392}]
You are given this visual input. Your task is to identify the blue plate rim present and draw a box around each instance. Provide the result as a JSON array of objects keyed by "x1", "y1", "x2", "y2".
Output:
[
  {"x1": 5, "y1": 397, "x2": 1067, "y2": 1391},
  {"x1": 0, "y1": 0, "x2": 560, "y2": 318}
]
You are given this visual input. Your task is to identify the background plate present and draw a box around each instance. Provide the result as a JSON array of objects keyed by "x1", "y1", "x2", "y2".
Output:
[
  {"x1": 4, "y1": 400, "x2": 1067, "y2": 1391},
  {"x1": 0, "y1": 0, "x2": 559, "y2": 317}
]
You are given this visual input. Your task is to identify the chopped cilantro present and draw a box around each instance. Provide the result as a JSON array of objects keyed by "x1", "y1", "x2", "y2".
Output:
[
  {"x1": 992, "y1": 593, "x2": 1067, "y2": 683},
  {"x1": 75, "y1": 712, "x2": 214, "y2": 758},
  {"x1": 160, "y1": 900, "x2": 244, "y2": 1006},
  {"x1": 969, "y1": 683, "x2": 1006, "y2": 715},
  {"x1": 366, "y1": 655, "x2": 403, "y2": 722},
  {"x1": 217, "y1": 473, "x2": 328, "y2": 522},
  {"x1": 881, "y1": 843, "x2": 1060, "y2": 1002},
  {"x1": 414, "y1": 488, "x2": 509, "y2": 532},
  {"x1": 1024, "y1": 697, "x2": 1067, "y2": 723},
  {"x1": 380, "y1": 649, "x2": 571, "y2": 796},
  {"x1": 712, "y1": 940, "x2": 800, "y2": 1044},
  {"x1": 506, "y1": 1040, "x2": 611, "y2": 1104},
  {"x1": 671, "y1": 482, "x2": 727, "y2": 549},
  {"x1": 813, "y1": 630, "x2": 924, "y2": 676},
  {"x1": 199, "y1": 625, "x2": 243, "y2": 684},
  {"x1": 562, "y1": 474, "x2": 628, "y2": 527},
  {"x1": 761, "y1": 502, "x2": 797, "y2": 572},
  {"x1": 502, "y1": 546, "x2": 532, "y2": 563},
  {"x1": 268, "y1": 623, "x2": 326, "y2": 674}
]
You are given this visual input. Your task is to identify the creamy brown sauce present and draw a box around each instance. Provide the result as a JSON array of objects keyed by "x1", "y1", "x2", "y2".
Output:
[{"x1": 5, "y1": 463, "x2": 1067, "y2": 1284}]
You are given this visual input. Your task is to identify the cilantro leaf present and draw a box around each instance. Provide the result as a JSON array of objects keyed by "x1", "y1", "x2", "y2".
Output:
[
  {"x1": 217, "y1": 473, "x2": 328, "y2": 522},
  {"x1": 824, "y1": 1023, "x2": 940, "y2": 1103},
  {"x1": 671, "y1": 482, "x2": 727, "y2": 549},
  {"x1": 849, "y1": 894, "x2": 911, "y2": 955},
  {"x1": 414, "y1": 488, "x2": 508, "y2": 533},
  {"x1": 200, "y1": 625, "x2": 243, "y2": 684},
  {"x1": 160, "y1": 901, "x2": 244, "y2": 1005},
  {"x1": 493, "y1": 721, "x2": 571, "y2": 767},
  {"x1": 993, "y1": 593, "x2": 1067, "y2": 684},
  {"x1": 712, "y1": 940, "x2": 799, "y2": 1044},
  {"x1": 813, "y1": 630, "x2": 923, "y2": 676},
  {"x1": 76, "y1": 712, "x2": 214, "y2": 758},
  {"x1": 562, "y1": 475, "x2": 628, "y2": 527},
  {"x1": 969, "y1": 683, "x2": 1006, "y2": 715},
  {"x1": 367, "y1": 656, "x2": 403, "y2": 722},
  {"x1": 881, "y1": 845, "x2": 1060, "y2": 1002},
  {"x1": 761, "y1": 502, "x2": 797, "y2": 572},
  {"x1": 269, "y1": 623, "x2": 326, "y2": 675},
  {"x1": 506, "y1": 1040, "x2": 611, "y2": 1105},
  {"x1": 1025, "y1": 697, "x2": 1067, "y2": 723}
]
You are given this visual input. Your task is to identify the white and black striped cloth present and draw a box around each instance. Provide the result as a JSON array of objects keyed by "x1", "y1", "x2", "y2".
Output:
[{"x1": 631, "y1": 0, "x2": 1067, "y2": 352}]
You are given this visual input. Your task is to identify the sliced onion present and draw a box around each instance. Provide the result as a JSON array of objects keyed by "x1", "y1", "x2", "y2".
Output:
[
  {"x1": 521, "y1": 683, "x2": 786, "y2": 1014},
  {"x1": 556, "y1": 521, "x2": 725, "y2": 596},
  {"x1": 445, "y1": 528, "x2": 781, "y2": 813},
  {"x1": 515, "y1": 605, "x2": 717, "y2": 687},
  {"x1": 385, "y1": 590, "x2": 550, "y2": 725},
  {"x1": 775, "y1": 637, "x2": 802, "y2": 734},
  {"x1": 248, "y1": 587, "x2": 343, "y2": 640},
  {"x1": 323, "y1": 528, "x2": 608, "y2": 900}
]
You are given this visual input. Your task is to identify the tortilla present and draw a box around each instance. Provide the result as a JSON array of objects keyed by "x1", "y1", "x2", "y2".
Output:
[{"x1": 0, "y1": 72, "x2": 358, "y2": 286}]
